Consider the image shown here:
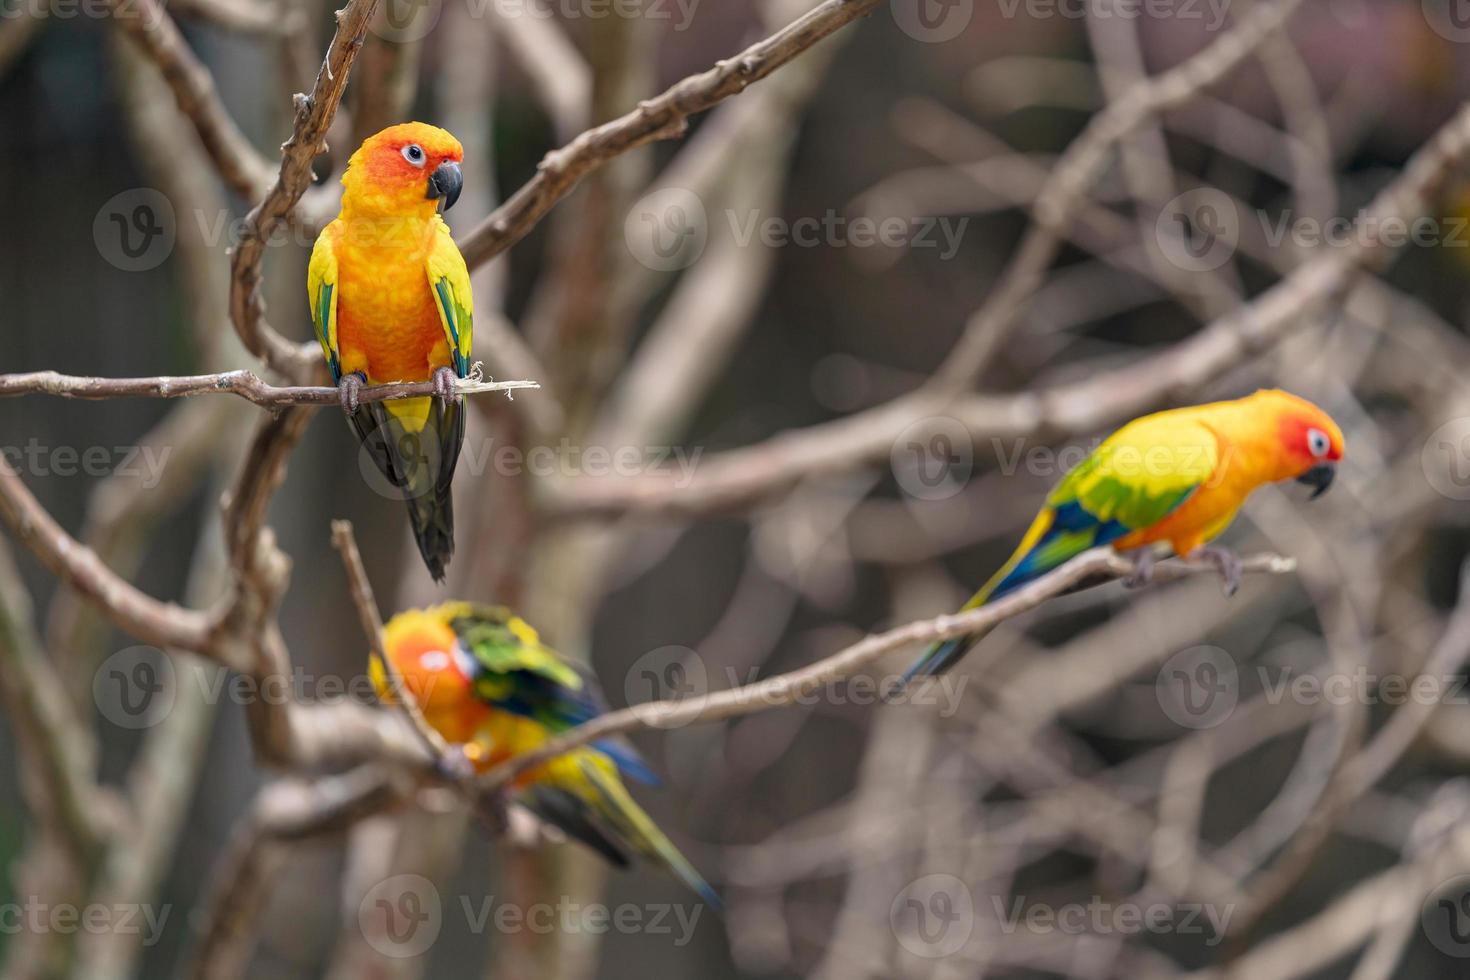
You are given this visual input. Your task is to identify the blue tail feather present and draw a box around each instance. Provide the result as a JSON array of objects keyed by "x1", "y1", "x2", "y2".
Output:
[{"x1": 902, "y1": 506, "x2": 1133, "y2": 682}]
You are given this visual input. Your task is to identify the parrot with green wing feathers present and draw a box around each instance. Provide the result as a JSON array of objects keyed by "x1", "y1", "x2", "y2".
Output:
[
  {"x1": 309, "y1": 122, "x2": 473, "y2": 582},
  {"x1": 903, "y1": 390, "x2": 1344, "y2": 682},
  {"x1": 370, "y1": 602, "x2": 720, "y2": 907}
]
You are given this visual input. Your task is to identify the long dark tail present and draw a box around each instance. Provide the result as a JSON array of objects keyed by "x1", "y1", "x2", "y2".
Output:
[
  {"x1": 352, "y1": 395, "x2": 464, "y2": 583},
  {"x1": 522, "y1": 756, "x2": 720, "y2": 908},
  {"x1": 900, "y1": 546, "x2": 1019, "y2": 684},
  {"x1": 577, "y1": 757, "x2": 721, "y2": 908},
  {"x1": 901, "y1": 506, "x2": 1060, "y2": 684},
  {"x1": 901, "y1": 633, "x2": 986, "y2": 685}
]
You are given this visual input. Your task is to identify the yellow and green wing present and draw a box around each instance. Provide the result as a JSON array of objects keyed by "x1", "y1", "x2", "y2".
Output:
[
  {"x1": 426, "y1": 219, "x2": 473, "y2": 378},
  {"x1": 1053, "y1": 413, "x2": 1220, "y2": 528},
  {"x1": 307, "y1": 225, "x2": 341, "y2": 380},
  {"x1": 904, "y1": 413, "x2": 1220, "y2": 681},
  {"x1": 986, "y1": 414, "x2": 1220, "y2": 598}
]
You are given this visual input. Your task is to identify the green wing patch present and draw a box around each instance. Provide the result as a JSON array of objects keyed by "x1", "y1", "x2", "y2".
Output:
[
  {"x1": 307, "y1": 227, "x2": 341, "y2": 381},
  {"x1": 451, "y1": 606, "x2": 582, "y2": 692},
  {"x1": 1051, "y1": 416, "x2": 1220, "y2": 531},
  {"x1": 426, "y1": 220, "x2": 474, "y2": 378}
]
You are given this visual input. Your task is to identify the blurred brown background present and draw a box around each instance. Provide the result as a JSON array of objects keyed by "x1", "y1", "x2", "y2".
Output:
[{"x1": 6, "y1": 0, "x2": 1470, "y2": 977}]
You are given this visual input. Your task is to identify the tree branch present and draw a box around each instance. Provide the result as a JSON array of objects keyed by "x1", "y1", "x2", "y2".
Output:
[
  {"x1": 547, "y1": 95, "x2": 1470, "y2": 519},
  {"x1": 476, "y1": 549, "x2": 1296, "y2": 791},
  {"x1": 103, "y1": 0, "x2": 276, "y2": 201},
  {"x1": 185, "y1": 768, "x2": 404, "y2": 980},
  {"x1": 228, "y1": 0, "x2": 382, "y2": 383},
  {"x1": 0, "y1": 370, "x2": 539, "y2": 407},
  {"x1": 331, "y1": 521, "x2": 455, "y2": 761},
  {"x1": 0, "y1": 459, "x2": 219, "y2": 660},
  {"x1": 456, "y1": 0, "x2": 882, "y2": 270}
]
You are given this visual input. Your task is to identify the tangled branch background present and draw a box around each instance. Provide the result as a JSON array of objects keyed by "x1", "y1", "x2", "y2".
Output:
[{"x1": 5, "y1": 0, "x2": 1470, "y2": 976}]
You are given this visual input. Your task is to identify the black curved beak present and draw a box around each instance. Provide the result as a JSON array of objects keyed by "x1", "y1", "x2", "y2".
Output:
[
  {"x1": 1297, "y1": 463, "x2": 1336, "y2": 500},
  {"x1": 426, "y1": 160, "x2": 462, "y2": 212}
]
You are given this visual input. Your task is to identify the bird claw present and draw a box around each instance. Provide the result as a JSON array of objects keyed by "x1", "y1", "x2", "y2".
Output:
[
  {"x1": 338, "y1": 372, "x2": 366, "y2": 416},
  {"x1": 433, "y1": 746, "x2": 476, "y2": 783},
  {"x1": 1198, "y1": 545, "x2": 1243, "y2": 597},
  {"x1": 432, "y1": 366, "x2": 459, "y2": 407},
  {"x1": 1124, "y1": 549, "x2": 1156, "y2": 589}
]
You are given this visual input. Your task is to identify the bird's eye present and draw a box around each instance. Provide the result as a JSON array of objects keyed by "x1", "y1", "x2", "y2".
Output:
[
  {"x1": 402, "y1": 144, "x2": 426, "y2": 167},
  {"x1": 1307, "y1": 427, "x2": 1330, "y2": 458}
]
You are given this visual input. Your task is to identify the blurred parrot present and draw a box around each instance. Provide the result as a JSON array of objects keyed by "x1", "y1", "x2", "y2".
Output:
[
  {"x1": 904, "y1": 389, "x2": 1344, "y2": 681},
  {"x1": 309, "y1": 122, "x2": 472, "y2": 582},
  {"x1": 370, "y1": 602, "x2": 720, "y2": 907}
]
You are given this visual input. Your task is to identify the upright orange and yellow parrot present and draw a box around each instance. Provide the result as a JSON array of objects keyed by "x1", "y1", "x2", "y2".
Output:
[
  {"x1": 904, "y1": 389, "x2": 1344, "y2": 680},
  {"x1": 309, "y1": 122, "x2": 472, "y2": 582},
  {"x1": 370, "y1": 603, "x2": 720, "y2": 907}
]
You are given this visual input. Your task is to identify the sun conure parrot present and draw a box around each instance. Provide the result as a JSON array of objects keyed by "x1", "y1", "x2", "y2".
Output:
[
  {"x1": 370, "y1": 602, "x2": 720, "y2": 907},
  {"x1": 309, "y1": 122, "x2": 472, "y2": 582},
  {"x1": 904, "y1": 389, "x2": 1344, "y2": 681}
]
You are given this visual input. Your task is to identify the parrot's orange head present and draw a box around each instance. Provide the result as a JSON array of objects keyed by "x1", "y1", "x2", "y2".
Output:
[
  {"x1": 342, "y1": 122, "x2": 464, "y2": 217},
  {"x1": 1252, "y1": 389, "x2": 1343, "y2": 499},
  {"x1": 373, "y1": 609, "x2": 472, "y2": 717}
]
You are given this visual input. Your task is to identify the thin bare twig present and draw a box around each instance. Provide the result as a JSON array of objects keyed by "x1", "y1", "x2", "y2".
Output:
[
  {"x1": 330, "y1": 521, "x2": 455, "y2": 761},
  {"x1": 103, "y1": 0, "x2": 275, "y2": 200},
  {"x1": 548, "y1": 96, "x2": 1470, "y2": 519},
  {"x1": 457, "y1": 0, "x2": 882, "y2": 270},
  {"x1": 0, "y1": 370, "x2": 540, "y2": 407},
  {"x1": 228, "y1": 0, "x2": 382, "y2": 383},
  {"x1": 929, "y1": 0, "x2": 1306, "y2": 391}
]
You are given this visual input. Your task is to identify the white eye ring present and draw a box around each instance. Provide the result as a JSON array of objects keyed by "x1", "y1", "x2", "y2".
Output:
[
  {"x1": 401, "y1": 144, "x2": 426, "y2": 167},
  {"x1": 1307, "y1": 427, "x2": 1330, "y2": 458}
]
